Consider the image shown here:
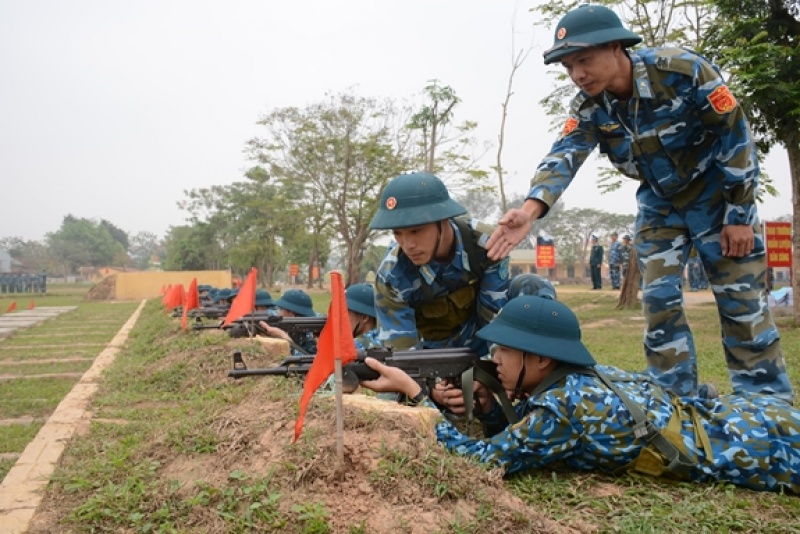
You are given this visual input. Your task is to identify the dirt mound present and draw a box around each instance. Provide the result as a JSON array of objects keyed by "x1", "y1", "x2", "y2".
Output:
[{"x1": 84, "y1": 275, "x2": 117, "y2": 300}]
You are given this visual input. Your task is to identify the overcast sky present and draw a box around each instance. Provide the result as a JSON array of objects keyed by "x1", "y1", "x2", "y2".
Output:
[{"x1": 0, "y1": 0, "x2": 793, "y2": 243}]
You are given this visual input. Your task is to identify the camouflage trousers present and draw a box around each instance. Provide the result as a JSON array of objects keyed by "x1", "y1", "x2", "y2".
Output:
[
  {"x1": 635, "y1": 181, "x2": 794, "y2": 404},
  {"x1": 609, "y1": 266, "x2": 621, "y2": 289}
]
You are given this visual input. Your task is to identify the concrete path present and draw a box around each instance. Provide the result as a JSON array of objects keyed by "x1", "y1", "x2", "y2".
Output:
[
  {"x1": 0, "y1": 301, "x2": 146, "y2": 534},
  {"x1": 0, "y1": 308, "x2": 78, "y2": 340}
]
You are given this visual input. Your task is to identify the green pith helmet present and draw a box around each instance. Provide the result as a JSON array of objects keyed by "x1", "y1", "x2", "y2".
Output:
[
  {"x1": 255, "y1": 290, "x2": 274, "y2": 307},
  {"x1": 274, "y1": 289, "x2": 315, "y2": 317},
  {"x1": 508, "y1": 273, "x2": 557, "y2": 301},
  {"x1": 345, "y1": 283, "x2": 377, "y2": 318},
  {"x1": 543, "y1": 4, "x2": 642, "y2": 65},
  {"x1": 369, "y1": 172, "x2": 467, "y2": 230},
  {"x1": 477, "y1": 296, "x2": 596, "y2": 367}
]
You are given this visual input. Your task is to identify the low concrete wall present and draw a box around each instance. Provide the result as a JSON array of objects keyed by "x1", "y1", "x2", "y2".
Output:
[{"x1": 115, "y1": 271, "x2": 231, "y2": 300}]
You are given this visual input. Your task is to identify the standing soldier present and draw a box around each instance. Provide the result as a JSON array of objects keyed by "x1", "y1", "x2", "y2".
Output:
[
  {"x1": 620, "y1": 234, "x2": 633, "y2": 282},
  {"x1": 589, "y1": 234, "x2": 603, "y2": 290},
  {"x1": 486, "y1": 4, "x2": 793, "y2": 403},
  {"x1": 608, "y1": 231, "x2": 622, "y2": 290}
]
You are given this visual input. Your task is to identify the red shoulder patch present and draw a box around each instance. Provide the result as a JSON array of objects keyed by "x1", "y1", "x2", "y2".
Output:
[
  {"x1": 561, "y1": 117, "x2": 579, "y2": 137},
  {"x1": 708, "y1": 85, "x2": 737, "y2": 114}
]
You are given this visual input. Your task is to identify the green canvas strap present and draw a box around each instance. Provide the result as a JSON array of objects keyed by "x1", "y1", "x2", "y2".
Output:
[
  {"x1": 589, "y1": 369, "x2": 695, "y2": 478},
  {"x1": 460, "y1": 361, "x2": 519, "y2": 425}
]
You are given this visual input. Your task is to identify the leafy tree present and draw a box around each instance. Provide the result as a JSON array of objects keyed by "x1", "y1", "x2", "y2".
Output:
[
  {"x1": 46, "y1": 216, "x2": 121, "y2": 274},
  {"x1": 702, "y1": 0, "x2": 800, "y2": 323},
  {"x1": 0, "y1": 237, "x2": 56, "y2": 273},
  {"x1": 99, "y1": 219, "x2": 129, "y2": 251},
  {"x1": 162, "y1": 224, "x2": 218, "y2": 271},
  {"x1": 407, "y1": 80, "x2": 492, "y2": 193},
  {"x1": 128, "y1": 231, "x2": 164, "y2": 271},
  {"x1": 246, "y1": 91, "x2": 404, "y2": 286}
]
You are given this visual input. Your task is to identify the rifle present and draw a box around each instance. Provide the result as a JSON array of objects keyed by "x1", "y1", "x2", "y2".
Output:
[
  {"x1": 228, "y1": 347, "x2": 520, "y2": 423},
  {"x1": 227, "y1": 315, "x2": 327, "y2": 345},
  {"x1": 228, "y1": 347, "x2": 481, "y2": 394},
  {"x1": 190, "y1": 311, "x2": 276, "y2": 332},
  {"x1": 188, "y1": 307, "x2": 230, "y2": 319}
]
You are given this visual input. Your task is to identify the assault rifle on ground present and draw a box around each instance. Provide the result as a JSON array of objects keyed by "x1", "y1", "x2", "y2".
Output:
[
  {"x1": 227, "y1": 346, "x2": 520, "y2": 423},
  {"x1": 228, "y1": 347, "x2": 481, "y2": 394},
  {"x1": 193, "y1": 314, "x2": 326, "y2": 345},
  {"x1": 188, "y1": 307, "x2": 230, "y2": 319}
]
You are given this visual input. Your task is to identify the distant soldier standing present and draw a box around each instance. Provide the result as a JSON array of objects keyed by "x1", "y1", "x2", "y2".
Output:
[
  {"x1": 619, "y1": 234, "x2": 632, "y2": 281},
  {"x1": 589, "y1": 235, "x2": 603, "y2": 290}
]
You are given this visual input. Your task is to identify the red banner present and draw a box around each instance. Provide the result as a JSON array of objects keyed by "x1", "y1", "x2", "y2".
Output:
[
  {"x1": 765, "y1": 221, "x2": 792, "y2": 268},
  {"x1": 536, "y1": 237, "x2": 556, "y2": 269}
]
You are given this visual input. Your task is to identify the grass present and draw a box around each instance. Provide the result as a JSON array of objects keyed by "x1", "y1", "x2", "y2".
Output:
[
  {"x1": 4, "y1": 283, "x2": 800, "y2": 532},
  {"x1": 0, "y1": 421, "x2": 44, "y2": 453},
  {"x1": 0, "y1": 283, "x2": 140, "y2": 480}
]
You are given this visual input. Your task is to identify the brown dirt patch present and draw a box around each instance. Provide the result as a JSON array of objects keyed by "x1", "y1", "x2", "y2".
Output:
[
  {"x1": 84, "y1": 275, "x2": 116, "y2": 300},
  {"x1": 27, "y1": 362, "x2": 579, "y2": 533}
]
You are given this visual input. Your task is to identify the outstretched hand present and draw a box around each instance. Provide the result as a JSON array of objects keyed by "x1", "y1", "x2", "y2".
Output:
[{"x1": 486, "y1": 200, "x2": 545, "y2": 261}]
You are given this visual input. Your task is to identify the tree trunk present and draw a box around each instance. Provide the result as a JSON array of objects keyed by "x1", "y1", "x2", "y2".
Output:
[
  {"x1": 788, "y1": 141, "x2": 800, "y2": 326},
  {"x1": 617, "y1": 249, "x2": 640, "y2": 309}
]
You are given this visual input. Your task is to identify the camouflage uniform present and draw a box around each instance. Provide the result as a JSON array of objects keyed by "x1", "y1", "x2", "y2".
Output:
[
  {"x1": 525, "y1": 47, "x2": 793, "y2": 402},
  {"x1": 375, "y1": 218, "x2": 509, "y2": 357},
  {"x1": 434, "y1": 365, "x2": 800, "y2": 493},
  {"x1": 589, "y1": 239, "x2": 603, "y2": 289},
  {"x1": 608, "y1": 236, "x2": 622, "y2": 289},
  {"x1": 619, "y1": 238, "x2": 632, "y2": 280},
  {"x1": 354, "y1": 328, "x2": 381, "y2": 351}
]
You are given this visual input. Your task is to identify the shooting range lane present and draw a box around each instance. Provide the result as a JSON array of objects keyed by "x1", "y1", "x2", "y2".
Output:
[
  {"x1": 0, "y1": 301, "x2": 146, "y2": 534},
  {"x1": 0, "y1": 307, "x2": 78, "y2": 340}
]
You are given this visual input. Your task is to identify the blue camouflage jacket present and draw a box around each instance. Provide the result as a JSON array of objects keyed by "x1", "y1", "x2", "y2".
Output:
[
  {"x1": 374, "y1": 218, "x2": 509, "y2": 356},
  {"x1": 528, "y1": 47, "x2": 758, "y2": 227},
  {"x1": 433, "y1": 365, "x2": 800, "y2": 493}
]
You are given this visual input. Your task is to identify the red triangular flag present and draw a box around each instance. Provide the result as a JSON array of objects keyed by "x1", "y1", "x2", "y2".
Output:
[
  {"x1": 6, "y1": 301, "x2": 17, "y2": 313},
  {"x1": 28, "y1": 301, "x2": 35, "y2": 310},
  {"x1": 164, "y1": 284, "x2": 184, "y2": 312},
  {"x1": 162, "y1": 284, "x2": 173, "y2": 307},
  {"x1": 293, "y1": 271, "x2": 356, "y2": 442},
  {"x1": 181, "y1": 278, "x2": 200, "y2": 331},
  {"x1": 222, "y1": 268, "x2": 257, "y2": 327}
]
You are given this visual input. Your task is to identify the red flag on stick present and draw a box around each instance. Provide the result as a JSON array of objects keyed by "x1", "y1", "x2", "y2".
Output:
[
  {"x1": 164, "y1": 284, "x2": 184, "y2": 312},
  {"x1": 28, "y1": 301, "x2": 35, "y2": 310},
  {"x1": 161, "y1": 285, "x2": 173, "y2": 307},
  {"x1": 222, "y1": 268, "x2": 257, "y2": 327},
  {"x1": 181, "y1": 278, "x2": 200, "y2": 331},
  {"x1": 6, "y1": 301, "x2": 17, "y2": 313},
  {"x1": 294, "y1": 271, "x2": 357, "y2": 443}
]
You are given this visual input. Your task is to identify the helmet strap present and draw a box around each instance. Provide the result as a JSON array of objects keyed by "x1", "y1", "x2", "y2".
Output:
[
  {"x1": 432, "y1": 220, "x2": 456, "y2": 263},
  {"x1": 431, "y1": 220, "x2": 444, "y2": 260},
  {"x1": 513, "y1": 352, "x2": 528, "y2": 399}
]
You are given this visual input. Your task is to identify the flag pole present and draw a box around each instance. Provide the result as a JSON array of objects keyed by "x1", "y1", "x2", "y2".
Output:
[
  {"x1": 334, "y1": 358, "x2": 345, "y2": 461},
  {"x1": 332, "y1": 273, "x2": 345, "y2": 461}
]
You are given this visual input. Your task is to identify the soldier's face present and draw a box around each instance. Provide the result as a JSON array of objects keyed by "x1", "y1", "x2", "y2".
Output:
[
  {"x1": 560, "y1": 44, "x2": 620, "y2": 97},
  {"x1": 392, "y1": 223, "x2": 439, "y2": 266},
  {"x1": 492, "y1": 346, "x2": 550, "y2": 392}
]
